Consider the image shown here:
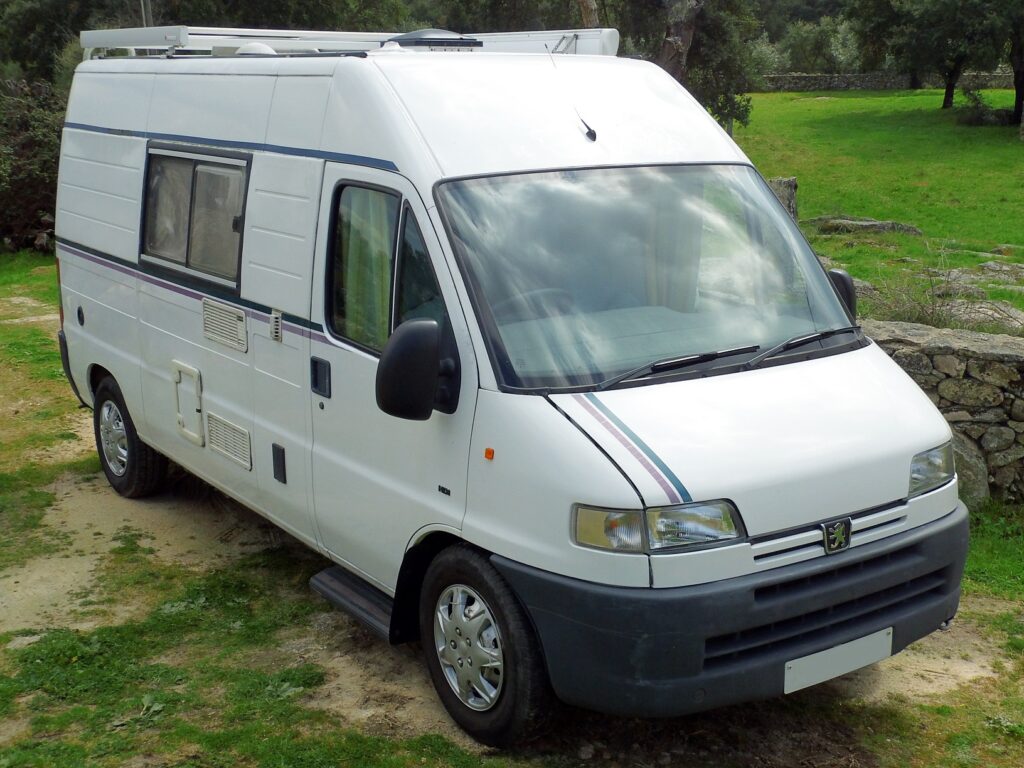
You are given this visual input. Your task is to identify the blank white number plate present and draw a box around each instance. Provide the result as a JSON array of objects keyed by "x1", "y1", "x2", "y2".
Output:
[{"x1": 784, "y1": 626, "x2": 893, "y2": 694}]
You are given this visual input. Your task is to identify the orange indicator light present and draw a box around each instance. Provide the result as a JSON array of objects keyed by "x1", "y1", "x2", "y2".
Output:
[{"x1": 484, "y1": 448, "x2": 495, "y2": 461}]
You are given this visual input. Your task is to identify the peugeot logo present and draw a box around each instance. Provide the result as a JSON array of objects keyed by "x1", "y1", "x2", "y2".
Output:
[{"x1": 821, "y1": 518, "x2": 853, "y2": 554}]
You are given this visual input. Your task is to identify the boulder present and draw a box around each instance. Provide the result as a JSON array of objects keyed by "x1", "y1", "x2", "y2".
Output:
[{"x1": 951, "y1": 431, "x2": 989, "y2": 508}]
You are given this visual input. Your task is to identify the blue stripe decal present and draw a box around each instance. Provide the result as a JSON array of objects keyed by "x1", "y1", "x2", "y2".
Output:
[
  {"x1": 583, "y1": 392, "x2": 692, "y2": 503},
  {"x1": 63, "y1": 121, "x2": 400, "y2": 173}
]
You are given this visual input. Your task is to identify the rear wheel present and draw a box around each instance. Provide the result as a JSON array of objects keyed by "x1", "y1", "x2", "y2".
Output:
[
  {"x1": 93, "y1": 376, "x2": 166, "y2": 498},
  {"x1": 419, "y1": 545, "x2": 551, "y2": 746}
]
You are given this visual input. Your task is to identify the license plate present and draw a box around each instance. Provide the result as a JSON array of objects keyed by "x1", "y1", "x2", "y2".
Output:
[{"x1": 784, "y1": 627, "x2": 893, "y2": 694}]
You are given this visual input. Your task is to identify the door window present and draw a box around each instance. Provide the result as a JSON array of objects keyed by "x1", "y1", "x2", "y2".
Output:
[
  {"x1": 395, "y1": 210, "x2": 446, "y2": 327},
  {"x1": 329, "y1": 186, "x2": 400, "y2": 351}
]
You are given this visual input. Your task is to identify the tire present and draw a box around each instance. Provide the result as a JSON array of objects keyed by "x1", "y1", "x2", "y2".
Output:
[
  {"x1": 93, "y1": 376, "x2": 167, "y2": 498},
  {"x1": 419, "y1": 544, "x2": 552, "y2": 747}
]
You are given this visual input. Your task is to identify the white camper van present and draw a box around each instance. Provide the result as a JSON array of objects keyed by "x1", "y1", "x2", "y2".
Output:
[{"x1": 56, "y1": 25, "x2": 967, "y2": 745}]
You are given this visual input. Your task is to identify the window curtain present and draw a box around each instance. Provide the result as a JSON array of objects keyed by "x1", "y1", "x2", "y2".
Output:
[{"x1": 340, "y1": 189, "x2": 397, "y2": 350}]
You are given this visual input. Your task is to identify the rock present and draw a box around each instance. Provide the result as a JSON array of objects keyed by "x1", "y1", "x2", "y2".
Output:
[
  {"x1": 932, "y1": 283, "x2": 987, "y2": 299},
  {"x1": 5, "y1": 634, "x2": 43, "y2": 650},
  {"x1": 951, "y1": 431, "x2": 989, "y2": 507},
  {"x1": 1009, "y1": 420, "x2": 1024, "y2": 432},
  {"x1": 964, "y1": 424, "x2": 987, "y2": 439},
  {"x1": 811, "y1": 216, "x2": 923, "y2": 236},
  {"x1": 853, "y1": 277, "x2": 878, "y2": 297},
  {"x1": 943, "y1": 410, "x2": 972, "y2": 422},
  {"x1": 937, "y1": 378, "x2": 1004, "y2": 407},
  {"x1": 578, "y1": 743, "x2": 595, "y2": 760},
  {"x1": 988, "y1": 444, "x2": 1024, "y2": 469},
  {"x1": 1012, "y1": 399, "x2": 1024, "y2": 421},
  {"x1": 767, "y1": 177, "x2": 798, "y2": 220},
  {"x1": 891, "y1": 350, "x2": 933, "y2": 375},
  {"x1": 967, "y1": 360, "x2": 1020, "y2": 388},
  {"x1": 944, "y1": 300, "x2": 1024, "y2": 331},
  {"x1": 863, "y1": 319, "x2": 1024, "y2": 363},
  {"x1": 933, "y1": 355, "x2": 966, "y2": 378},
  {"x1": 982, "y1": 426, "x2": 1017, "y2": 452}
]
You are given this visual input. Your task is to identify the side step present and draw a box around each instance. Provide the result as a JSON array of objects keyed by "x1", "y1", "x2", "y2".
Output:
[{"x1": 310, "y1": 565, "x2": 393, "y2": 640}]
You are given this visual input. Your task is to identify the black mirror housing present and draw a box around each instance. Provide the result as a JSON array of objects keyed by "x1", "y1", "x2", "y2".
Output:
[
  {"x1": 828, "y1": 268, "x2": 857, "y2": 321},
  {"x1": 376, "y1": 319, "x2": 459, "y2": 421}
]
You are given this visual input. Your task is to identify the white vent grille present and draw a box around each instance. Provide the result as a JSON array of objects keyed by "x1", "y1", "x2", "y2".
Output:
[
  {"x1": 270, "y1": 309, "x2": 283, "y2": 342},
  {"x1": 202, "y1": 299, "x2": 247, "y2": 352},
  {"x1": 207, "y1": 413, "x2": 252, "y2": 470}
]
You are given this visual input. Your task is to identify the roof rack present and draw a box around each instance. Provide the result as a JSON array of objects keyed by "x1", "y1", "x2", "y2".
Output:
[{"x1": 79, "y1": 26, "x2": 620, "y2": 59}]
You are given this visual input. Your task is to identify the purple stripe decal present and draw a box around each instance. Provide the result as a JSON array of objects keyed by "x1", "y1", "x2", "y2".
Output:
[
  {"x1": 573, "y1": 394, "x2": 682, "y2": 504},
  {"x1": 58, "y1": 243, "x2": 327, "y2": 343}
]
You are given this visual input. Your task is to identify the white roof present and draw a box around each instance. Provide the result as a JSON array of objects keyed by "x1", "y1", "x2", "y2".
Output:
[{"x1": 67, "y1": 49, "x2": 749, "y2": 192}]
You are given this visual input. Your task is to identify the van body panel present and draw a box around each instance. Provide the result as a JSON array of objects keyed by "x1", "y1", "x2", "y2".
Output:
[
  {"x1": 463, "y1": 389, "x2": 650, "y2": 588},
  {"x1": 241, "y1": 154, "x2": 325, "y2": 318},
  {"x1": 56, "y1": 129, "x2": 147, "y2": 262},
  {"x1": 551, "y1": 343, "x2": 952, "y2": 537},
  {"x1": 370, "y1": 53, "x2": 747, "y2": 181}
]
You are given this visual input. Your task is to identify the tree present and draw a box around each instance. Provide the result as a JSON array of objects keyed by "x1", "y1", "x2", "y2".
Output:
[
  {"x1": 576, "y1": 0, "x2": 598, "y2": 28},
  {"x1": 655, "y1": 1, "x2": 705, "y2": 82},
  {"x1": 1004, "y1": 3, "x2": 1024, "y2": 125},
  {"x1": 845, "y1": 0, "x2": 1004, "y2": 108}
]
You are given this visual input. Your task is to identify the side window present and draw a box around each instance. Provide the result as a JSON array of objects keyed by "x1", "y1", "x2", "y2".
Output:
[
  {"x1": 395, "y1": 210, "x2": 447, "y2": 327},
  {"x1": 142, "y1": 150, "x2": 248, "y2": 287},
  {"x1": 143, "y1": 155, "x2": 192, "y2": 264},
  {"x1": 329, "y1": 186, "x2": 400, "y2": 352}
]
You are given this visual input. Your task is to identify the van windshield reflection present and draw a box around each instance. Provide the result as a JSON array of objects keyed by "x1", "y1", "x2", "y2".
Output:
[{"x1": 437, "y1": 164, "x2": 853, "y2": 391}]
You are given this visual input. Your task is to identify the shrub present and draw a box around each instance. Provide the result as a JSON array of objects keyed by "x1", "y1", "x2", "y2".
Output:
[
  {"x1": 0, "y1": 79, "x2": 64, "y2": 250},
  {"x1": 957, "y1": 88, "x2": 1017, "y2": 126}
]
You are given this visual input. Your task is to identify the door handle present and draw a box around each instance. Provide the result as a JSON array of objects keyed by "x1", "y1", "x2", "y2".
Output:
[{"x1": 311, "y1": 357, "x2": 332, "y2": 398}]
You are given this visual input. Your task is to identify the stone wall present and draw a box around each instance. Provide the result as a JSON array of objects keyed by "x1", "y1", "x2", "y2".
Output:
[
  {"x1": 757, "y1": 71, "x2": 1014, "y2": 92},
  {"x1": 863, "y1": 319, "x2": 1024, "y2": 507}
]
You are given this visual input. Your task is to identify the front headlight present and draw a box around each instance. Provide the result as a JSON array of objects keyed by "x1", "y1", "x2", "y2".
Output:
[
  {"x1": 909, "y1": 441, "x2": 955, "y2": 497},
  {"x1": 646, "y1": 500, "x2": 745, "y2": 550},
  {"x1": 573, "y1": 500, "x2": 746, "y2": 553}
]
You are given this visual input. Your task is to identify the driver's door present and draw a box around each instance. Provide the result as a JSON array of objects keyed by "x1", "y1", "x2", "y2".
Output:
[{"x1": 309, "y1": 165, "x2": 478, "y2": 592}]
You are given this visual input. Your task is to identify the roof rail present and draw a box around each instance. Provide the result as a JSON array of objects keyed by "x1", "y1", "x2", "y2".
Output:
[{"x1": 79, "y1": 26, "x2": 620, "y2": 59}]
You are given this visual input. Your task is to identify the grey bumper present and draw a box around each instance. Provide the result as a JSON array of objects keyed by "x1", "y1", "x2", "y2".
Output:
[{"x1": 492, "y1": 502, "x2": 969, "y2": 717}]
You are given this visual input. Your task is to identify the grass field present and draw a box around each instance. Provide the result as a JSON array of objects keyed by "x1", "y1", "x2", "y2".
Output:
[{"x1": 735, "y1": 89, "x2": 1024, "y2": 324}]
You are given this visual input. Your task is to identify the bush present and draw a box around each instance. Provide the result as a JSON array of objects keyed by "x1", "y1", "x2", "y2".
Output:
[
  {"x1": 0, "y1": 79, "x2": 64, "y2": 250},
  {"x1": 956, "y1": 88, "x2": 1018, "y2": 126}
]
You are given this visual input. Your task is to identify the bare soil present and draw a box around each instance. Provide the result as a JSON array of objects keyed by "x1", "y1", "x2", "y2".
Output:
[{"x1": 0, "y1": 467, "x2": 1009, "y2": 763}]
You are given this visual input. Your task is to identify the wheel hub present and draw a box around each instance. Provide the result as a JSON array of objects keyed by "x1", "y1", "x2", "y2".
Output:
[
  {"x1": 98, "y1": 400, "x2": 129, "y2": 477},
  {"x1": 433, "y1": 584, "x2": 504, "y2": 711}
]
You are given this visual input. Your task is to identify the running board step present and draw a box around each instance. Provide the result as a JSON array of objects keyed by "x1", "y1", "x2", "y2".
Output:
[{"x1": 310, "y1": 565, "x2": 393, "y2": 640}]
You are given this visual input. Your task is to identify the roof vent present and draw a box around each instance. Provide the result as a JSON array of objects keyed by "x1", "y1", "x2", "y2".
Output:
[
  {"x1": 236, "y1": 42, "x2": 277, "y2": 56},
  {"x1": 386, "y1": 29, "x2": 482, "y2": 51}
]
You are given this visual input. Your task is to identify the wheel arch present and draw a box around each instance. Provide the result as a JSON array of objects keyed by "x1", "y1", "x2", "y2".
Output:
[
  {"x1": 87, "y1": 363, "x2": 114, "y2": 402},
  {"x1": 389, "y1": 529, "x2": 463, "y2": 644}
]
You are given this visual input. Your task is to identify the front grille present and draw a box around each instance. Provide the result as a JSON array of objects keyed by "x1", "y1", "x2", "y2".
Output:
[{"x1": 704, "y1": 543, "x2": 948, "y2": 670}]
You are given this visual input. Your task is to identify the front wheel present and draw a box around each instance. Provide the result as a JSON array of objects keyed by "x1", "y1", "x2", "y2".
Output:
[
  {"x1": 93, "y1": 376, "x2": 167, "y2": 498},
  {"x1": 419, "y1": 545, "x2": 552, "y2": 746}
]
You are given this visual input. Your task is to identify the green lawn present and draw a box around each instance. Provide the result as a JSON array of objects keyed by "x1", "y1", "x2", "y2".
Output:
[{"x1": 735, "y1": 89, "x2": 1024, "y2": 325}]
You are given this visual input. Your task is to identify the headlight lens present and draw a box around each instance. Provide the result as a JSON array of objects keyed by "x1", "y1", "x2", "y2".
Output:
[
  {"x1": 646, "y1": 500, "x2": 745, "y2": 550},
  {"x1": 909, "y1": 441, "x2": 955, "y2": 497},
  {"x1": 573, "y1": 500, "x2": 745, "y2": 552},
  {"x1": 573, "y1": 506, "x2": 645, "y2": 552}
]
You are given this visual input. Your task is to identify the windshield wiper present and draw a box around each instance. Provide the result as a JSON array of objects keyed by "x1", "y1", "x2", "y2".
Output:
[
  {"x1": 597, "y1": 345, "x2": 759, "y2": 391},
  {"x1": 742, "y1": 325, "x2": 861, "y2": 371}
]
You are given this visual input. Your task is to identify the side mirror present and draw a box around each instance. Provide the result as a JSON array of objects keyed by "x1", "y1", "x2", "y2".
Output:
[
  {"x1": 376, "y1": 319, "x2": 459, "y2": 421},
  {"x1": 828, "y1": 268, "x2": 857, "y2": 321}
]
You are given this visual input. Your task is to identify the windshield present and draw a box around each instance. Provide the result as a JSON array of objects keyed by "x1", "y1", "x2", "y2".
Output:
[{"x1": 437, "y1": 164, "x2": 853, "y2": 390}]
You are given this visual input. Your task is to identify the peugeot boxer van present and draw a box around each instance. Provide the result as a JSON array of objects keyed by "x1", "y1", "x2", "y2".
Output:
[{"x1": 56, "y1": 25, "x2": 968, "y2": 745}]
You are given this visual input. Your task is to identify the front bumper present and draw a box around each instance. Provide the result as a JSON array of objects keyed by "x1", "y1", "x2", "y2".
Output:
[{"x1": 492, "y1": 502, "x2": 968, "y2": 717}]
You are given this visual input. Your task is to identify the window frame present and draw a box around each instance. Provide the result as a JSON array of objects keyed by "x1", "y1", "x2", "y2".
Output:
[
  {"x1": 139, "y1": 142, "x2": 252, "y2": 293},
  {"x1": 390, "y1": 202, "x2": 447, "y2": 334}
]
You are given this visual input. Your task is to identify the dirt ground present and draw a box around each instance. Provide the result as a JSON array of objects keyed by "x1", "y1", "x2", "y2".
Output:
[{"x1": 1, "y1": 459, "x2": 1006, "y2": 761}]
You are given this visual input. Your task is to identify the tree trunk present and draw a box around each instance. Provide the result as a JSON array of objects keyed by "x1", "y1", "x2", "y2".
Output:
[
  {"x1": 1011, "y1": 26, "x2": 1024, "y2": 125},
  {"x1": 655, "y1": 0, "x2": 705, "y2": 82},
  {"x1": 576, "y1": 0, "x2": 600, "y2": 28},
  {"x1": 942, "y1": 78, "x2": 956, "y2": 109}
]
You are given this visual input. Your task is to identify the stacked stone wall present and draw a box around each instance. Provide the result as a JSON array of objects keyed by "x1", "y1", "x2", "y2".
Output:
[
  {"x1": 757, "y1": 71, "x2": 1014, "y2": 92},
  {"x1": 863, "y1": 319, "x2": 1024, "y2": 506}
]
